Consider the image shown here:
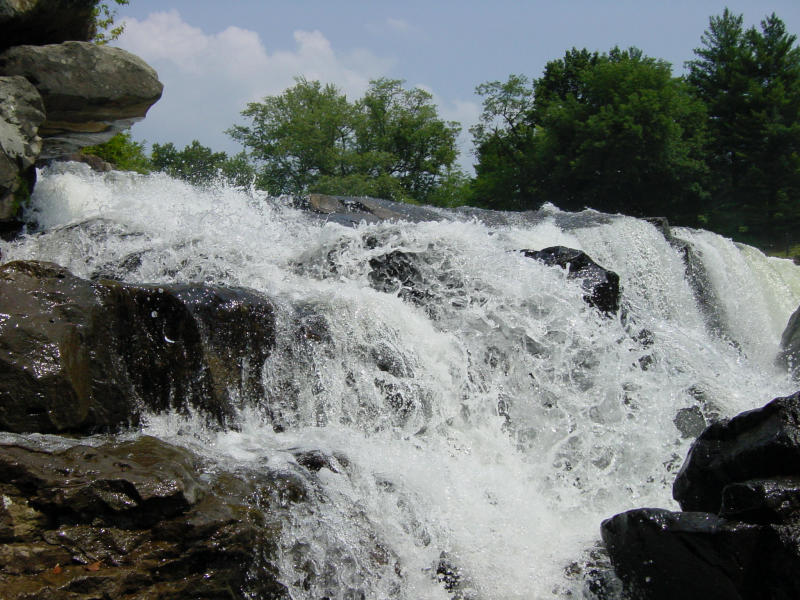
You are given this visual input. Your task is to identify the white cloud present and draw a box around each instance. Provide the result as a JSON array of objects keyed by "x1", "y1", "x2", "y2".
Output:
[{"x1": 116, "y1": 10, "x2": 392, "y2": 152}]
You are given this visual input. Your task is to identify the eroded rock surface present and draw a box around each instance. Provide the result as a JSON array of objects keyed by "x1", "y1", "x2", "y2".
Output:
[
  {"x1": 0, "y1": 41, "x2": 163, "y2": 157},
  {"x1": 0, "y1": 435, "x2": 292, "y2": 600},
  {"x1": 0, "y1": 260, "x2": 275, "y2": 434},
  {"x1": 779, "y1": 305, "x2": 800, "y2": 379},
  {"x1": 0, "y1": 75, "x2": 44, "y2": 228},
  {"x1": 0, "y1": 0, "x2": 97, "y2": 52}
]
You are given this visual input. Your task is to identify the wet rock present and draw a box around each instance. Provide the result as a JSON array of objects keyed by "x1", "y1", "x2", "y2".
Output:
[
  {"x1": 0, "y1": 260, "x2": 275, "y2": 434},
  {"x1": 720, "y1": 477, "x2": 800, "y2": 525},
  {"x1": 0, "y1": 0, "x2": 97, "y2": 52},
  {"x1": 522, "y1": 246, "x2": 620, "y2": 314},
  {"x1": 368, "y1": 250, "x2": 431, "y2": 304},
  {"x1": 778, "y1": 304, "x2": 800, "y2": 379},
  {"x1": 673, "y1": 406, "x2": 706, "y2": 439},
  {"x1": 601, "y1": 508, "x2": 766, "y2": 600},
  {"x1": 0, "y1": 75, "x2": 45, "y2": 231},
  {"x1": 673, "y1": 391, "x2": 800, "y2": 514},
  {"x1": 0, "y1": 41, "x2": 163, "y2": 157},
  {"x1": 0, "y1": 436, "x2": 291, "y2": 600}
]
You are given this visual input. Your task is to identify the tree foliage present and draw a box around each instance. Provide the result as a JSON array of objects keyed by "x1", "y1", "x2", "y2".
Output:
[
  {"x1": 151, "y1": 140, "x2": 255, "y2": 187},
  {"x1": 687, "y1": 9, "x2": 800, "y2": 249},
  {"x1": 228, "y1": 78, "x2": 460, "y2": 204},
  {"x1": 81, "y1": 131, "x2": 150, "y2": 173},
  {"x1": 472, "y1": 48, "x2": 708, "y2": 218},
  {"x1": 92, "y1": 0, "x2": 129, "y2": 44}
]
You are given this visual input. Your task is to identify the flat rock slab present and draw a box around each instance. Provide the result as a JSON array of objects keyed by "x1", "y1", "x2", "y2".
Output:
[{"x1": 0, "y1": 435, "x2": 292, "y2": 599}]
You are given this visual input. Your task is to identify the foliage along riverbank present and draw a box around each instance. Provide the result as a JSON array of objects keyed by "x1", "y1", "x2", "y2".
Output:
[{"x1": 85, "y1": 8, "x2": 800, "y2": 257}]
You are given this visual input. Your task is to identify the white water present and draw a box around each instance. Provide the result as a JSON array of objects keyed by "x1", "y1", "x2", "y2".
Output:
[{"x1": 3, "y1": 163, "x2": 800, "y2": 599}]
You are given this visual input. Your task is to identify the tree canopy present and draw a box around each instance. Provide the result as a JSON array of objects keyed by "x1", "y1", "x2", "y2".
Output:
[
  {"x1": 227, "y1": 78, "x2": 460, "y2": 204},
  {"x1": 686, "y1": 9, "x2": 800, "y2": 249},
  {"x1": 471, "y1": 48, "x2": 708, "y2": 219}
]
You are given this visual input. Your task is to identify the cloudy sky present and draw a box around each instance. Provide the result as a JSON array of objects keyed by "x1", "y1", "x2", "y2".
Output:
[{"x1": 115, "y1": 0, "x2": 800, "y2": 170}]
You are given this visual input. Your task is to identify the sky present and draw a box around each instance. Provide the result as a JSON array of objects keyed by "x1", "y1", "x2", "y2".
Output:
[{"x1": 115, "y1": 0, "x2": 800, "y2": 171}]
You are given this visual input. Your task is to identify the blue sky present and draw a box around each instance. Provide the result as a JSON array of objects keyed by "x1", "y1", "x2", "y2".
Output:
[{"x1": 116, "y1": 1, "x2": 800, "y2": 170}]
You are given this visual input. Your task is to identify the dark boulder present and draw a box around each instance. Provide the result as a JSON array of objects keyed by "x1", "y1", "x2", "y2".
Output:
[
  {"x1": 368, "y1": 250, "x2": 430, "y2": 305},
  {"x1": 601, "y1": 508, "x2": 800, "y2": 600},
  {"x1": 720, "y1": 476, "x2": 800, "y2": 525},
  {"x1": 0, "y1": 260, "x2": 275, "y2": 434},
  {"x1": 0, "y1": 41, "x2": 163, "y2": 157},
  {"x1": 778, "y1": 305, "x2": 800, "y2": 379},
  {"x1": 522, "y1": 246, "x2": 620, "y2": 314},
  {"x1": 0, "y1": 435, "x2": 291, "y2": 599},
  {"x1": 673, "y1": 391, "x2": 800, "y2": 513},
  {"x1": 0, "y1": 0, "x2": 97, "y2": 52}
]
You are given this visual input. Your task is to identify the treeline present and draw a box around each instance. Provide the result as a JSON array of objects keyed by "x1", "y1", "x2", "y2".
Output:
[{"x1": 84, "y1": 9, "x2": 800, "y2": 253}]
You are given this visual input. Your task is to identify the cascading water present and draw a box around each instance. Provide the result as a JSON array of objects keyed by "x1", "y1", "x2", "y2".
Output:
[{"x1": 3, "y1": 162, "x2": 800, "y2": 599}]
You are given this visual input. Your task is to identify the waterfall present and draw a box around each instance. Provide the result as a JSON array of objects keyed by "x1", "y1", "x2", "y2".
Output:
[{"x1": 3, "y1": 162, "x2": 800, "y2": 599}]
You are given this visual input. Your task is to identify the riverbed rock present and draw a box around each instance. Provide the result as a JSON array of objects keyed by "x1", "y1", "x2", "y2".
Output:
[
  {"x1": 522, "y1": 246, "x2": 620, "y2": 314},
  {"x1": 673, "y1": 391, "x2": 800, "y2": 514},
  {"x1": 0, "y1": 41, "x2": 163, "y2": 157},
  {"x1": 778, "y1": 304, "x2": 800, "y2": 379},
  {"x1": 600, "y1": 508, "x2": 800, "y2": 600},
  {"x1": 0, "y1": 75, "x2": 45, "y2": 233},
  {"x1": 0, "y1": 260, "x2": 275, "y2": 434},
  {"x1": 0, "y1": 435, "x2": 291, "y2": 599},
  {"x1": 0, "y1": 0, "x2": 97, "y2": 52}
]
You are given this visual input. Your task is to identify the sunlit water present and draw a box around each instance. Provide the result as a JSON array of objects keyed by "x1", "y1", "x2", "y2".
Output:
[{"x1": 3, "y1": 162, "x2": 800, "y2": 599}]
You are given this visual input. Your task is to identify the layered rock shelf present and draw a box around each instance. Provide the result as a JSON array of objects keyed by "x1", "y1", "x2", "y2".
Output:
[{"x1": 0, "y1": 0, "x2": 162, "y2": 235}]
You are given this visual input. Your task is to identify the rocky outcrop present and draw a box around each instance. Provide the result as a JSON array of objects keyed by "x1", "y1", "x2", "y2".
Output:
[
  {"x1": 0, "y1": 260, "x2": 275, "y2": 434},
  {"x1": 0, "y1": 75, "x2": 45, "y2": 233},
  {"x1": 0, "y1": 435, "x2": 292, "y2": 599},
  {"x1": 0, "y1": 2, "x2": 163, "y2": 233},
  {"x1": 0, "y1": 0, "x2": 97, "y2": 51},
  {"x1": 601, "y1": 391, "x2": 800, "y2": 599},
  {"x1": 778, "y1": 305, "x2": 800, "y2": 379},
  {"x1": 522, "y1": 246, "x2": 621, "y2": 314},
  {"x1": 0, "y1": 41, "x2": 163, "y2": 157}
]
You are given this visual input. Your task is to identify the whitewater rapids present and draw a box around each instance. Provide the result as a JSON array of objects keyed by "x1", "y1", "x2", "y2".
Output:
[{"x1": 3, "y1": 162, "x2": 799, "y2": 599}]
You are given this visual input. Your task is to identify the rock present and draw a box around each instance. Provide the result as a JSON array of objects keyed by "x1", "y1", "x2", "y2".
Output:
[
  {"x1": 0, "y1": 0, "x2": 97, "y2": 52},
  {"x1": 368, "y1": 250, "x2": 430, "y2": 305},
  {"x1": 601, "y1": 508, "x2": 772, "y2": 600},
  {"x1": 719, "y1": 476, "x2": 800, "y2": 525},
  {"x1": 0, "y1": 41, "x2": 163, "y2": 157},
  {"x1": 673, "y1": 391, "x2": 800, "y2": 514},
  {"x1": 522, "y1": 246, "x2": 620, "y2": 314},
  {"x1": 0, "y1": 75, "x2": 45, "y2": 232},
  {"x1": 778, "y1": 304, "x2": 800, "y2": 379},
  {"x1": 0, "y1": 436, "x2": 292, "y2": 599},
  {"x1": 0, "y1": 260, "x2": 275, "y2": 434}
]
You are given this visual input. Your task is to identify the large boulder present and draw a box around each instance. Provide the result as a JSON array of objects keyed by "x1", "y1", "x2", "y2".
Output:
[
  {"x1": 0, "y1": 435, "x2": 292, "y2": 599},
  {"x1": 601, "y1": 508, "x2": 800, "y2": 600},
  {"x1": 0, "y1": 41, "x2": 163, "y2": 157},
  {"x1": 0, "y1": 75, "x2": 44, "y2": 233},
  {"x1": 673, "y1": 391, "x2": 800, "y2": 514},
  {"x1": 522, "y1": 246, "x2": 621, "y2": 314},
  {"x1": 0, "y1": 260, "x2": 275, "y2": 434},
  {"x1": 778, "y1": 305, "x2": 800, "y2": 379},
  {"x1": 0, "y1": 0, "x2": 97, "y2": 52}
]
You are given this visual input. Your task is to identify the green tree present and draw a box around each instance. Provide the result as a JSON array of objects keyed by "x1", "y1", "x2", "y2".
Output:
[
  {"x1": 228, "y1": 79, "x2": 355, "y2": 196},
  {"x1": 687, "y1": 10, "x2": 800, "y2": 249},
  {"x1": 472, "y1": 48, "x2": 708, "y2": 219},
  {"x1": 228, "y1": 77, "x2": 460, "y2": 203},
  {"x1": 469, "y1": 74, "x2": 538, "y2": 209},
  {"x1": 151, "y1": 140, "x2": 255, "y2": 187},
  {"x1": 81, "y1": 131, "x2": 151, "y2": 173},
  {"x1": 92, "y1": 0, "x2": 130, "y2": 44}
]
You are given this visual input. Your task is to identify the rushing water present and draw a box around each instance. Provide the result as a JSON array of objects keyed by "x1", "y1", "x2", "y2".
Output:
[{"x1": 3, "y1": 162, "x2": 800, "y2": 599}]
